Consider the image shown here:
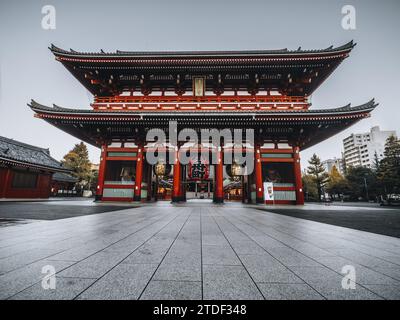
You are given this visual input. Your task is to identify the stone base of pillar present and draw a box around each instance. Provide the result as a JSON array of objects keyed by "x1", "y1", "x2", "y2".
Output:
[
  {"x1": 256, "y1": 197, "x2": 264, "y2": 204},
  {"x1": 171, "y1": 196, "x2": 183, "y2": 202},
  {"x1": 94, "y1": 195, "x2": 102, "y2": 201},
  {"x1": 133, "y1": 195, "x2": 141, "y2": 201},
  {"x1": 213, "y1": 197, "x2": 224, "y2": 204}
]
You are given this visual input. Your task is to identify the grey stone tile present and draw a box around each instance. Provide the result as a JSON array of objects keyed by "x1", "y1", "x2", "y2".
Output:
[
  {"x1": 311, "y1": 282, "x2": 383, "y2": 300},
  {"x1": 289, "y1": 266, "x2": 383, "y2": 300},
  {"x1": 372, "y1": 266, "x2": 400, "y2": 281},
  {"x1": 327, "y1": 248, "x2": 398, "y2": 269},
  {"x1": 0, "y1": 259, "x2": 75, "y2": 300},
  {"x1": 153, "y1": 262, "x2": 201, "y2": 281},
  {"x1": 122, "y1": 243, "x2": 169, "y2": 264},
  {"x1": 364, "y1": 284, "x2": 400, "y2": 300},
  {"x1": 266, "y1": 247, "x2": 321, "y2": 267},
  {"x1": 2, "y1": 202, "x2": 400, "y2": 301},
  {"x1": 10, "y1": 277, "x2": 96, "y2": 300},
  {"x1": 239, "y1": 254, "x2": 303, "y2": 283},
  {"x1": 169, "y1": 241, "x2": 201, "y2": 255},
  {"x1": 0, "y1": 248, "x2": 66, "y2": 275},
  {"x1": 48, "y1": 242, "x2": 112, "y2": 262},
  {"x1": 201, "y1": 235, "x2": 229, "y2": 246},
  {"x1": 162, "y1": 251, "x2": 201, "y2": 266},
  {"x1": 289, "y1": 266, "x2": 344, "y2": 284},
  {"x1": 202, "y1": 245, "x2": 241, "y2": 266},
  {"x1": 258, "y1": 283, "x2": 324, "y2": 300},
  {"x1": 58, "y1": 250, "x2": 128, "y2": 279},
  {"x1": 249, "y1": 236, "x2": 289, "y2": 249},
  {"x1": 289, "y1": 243, "x2": 336, "y2": 259},
  {"x1": 140, "y1": 280, "x2": 202, "y2": 300},
  {"x1": 77, "y1": 263, "x2": 158, "y2": 300},
  {"x1": 203, "y1": 265, "x2": 263, "y2": 300},
  {"x1": 315, "y1": 256, "x2": 400, "y2": 285},
  {"x1": 229, "y1": 240, "x2": 266, "y2": 255}
]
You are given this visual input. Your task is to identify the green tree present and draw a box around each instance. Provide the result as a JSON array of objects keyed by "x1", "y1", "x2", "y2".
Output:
[
  {"x1": 372, "y1": 151, "x2": 380, "y2": 172},
  {"x1": 345, "y1": 166, "x2": 377, "y2": 201},
  {"x1": 377, "y1": 135, "x2": 400, "y2": 194},
  {"x1": 307, "y1": 154, "x2": 329, "y2": 201},
  {"x1": 62, "y1": 142, "x2": 93, "y2": 191},
  {"x1": 89, "y1": 168, "x2": 99, "y2": 193},
  {"x1": 302, "y1": 173, "x2": 318, "y2": 201}
]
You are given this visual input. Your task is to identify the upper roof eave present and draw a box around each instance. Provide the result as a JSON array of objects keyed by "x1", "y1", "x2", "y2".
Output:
[{"x1": 49, "y1": 41, "x2": 356, "y2": 59}]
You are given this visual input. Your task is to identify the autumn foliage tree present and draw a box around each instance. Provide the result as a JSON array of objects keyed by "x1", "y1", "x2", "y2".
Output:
[
  {"x1": 61, "y1": 142, "x2": 93, "y2": 192},
  {"x1": 326, "y1": 165, "x2": 350, "y2": 199}
]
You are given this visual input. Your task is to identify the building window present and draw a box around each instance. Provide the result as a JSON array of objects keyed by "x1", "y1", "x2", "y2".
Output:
[
  {"x1": 12, "y1": 171, "x2": 38, "y2": 188},
  {"x1": 262, "y1": 162, "x2": 294, "y2": 185}
]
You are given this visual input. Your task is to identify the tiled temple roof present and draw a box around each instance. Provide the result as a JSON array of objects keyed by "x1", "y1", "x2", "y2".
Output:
[
  {"x1": 0, "y1": 136, "x2": 69, "y2": 172},
  {"x1": 52, "y1": 172, "x2": 78, "y2": 183}
]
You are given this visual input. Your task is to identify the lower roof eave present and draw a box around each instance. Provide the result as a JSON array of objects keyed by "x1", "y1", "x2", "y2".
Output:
[{"x1": 28, "y1": 99, "x2": 378, "y2": 149}]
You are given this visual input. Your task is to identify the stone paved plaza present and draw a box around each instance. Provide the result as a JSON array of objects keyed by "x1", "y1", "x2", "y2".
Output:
[{"x1": 1, "y1": 201, "x2": 400, "y2": 300}]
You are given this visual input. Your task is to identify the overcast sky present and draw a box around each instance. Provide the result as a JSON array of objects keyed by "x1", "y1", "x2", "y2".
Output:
[{"x1": 0, "y1": 0, "x2": 399, "y2": 168}]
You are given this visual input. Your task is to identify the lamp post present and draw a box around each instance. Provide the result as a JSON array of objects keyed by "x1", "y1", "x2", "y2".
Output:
[{"x1": 363, "y1": 176, "x2": 369, "y2": 202}]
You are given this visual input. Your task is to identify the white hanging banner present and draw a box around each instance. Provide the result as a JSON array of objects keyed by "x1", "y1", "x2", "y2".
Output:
[{"x1": 263, "y1": 182, "x2": 274, "y2": 201}]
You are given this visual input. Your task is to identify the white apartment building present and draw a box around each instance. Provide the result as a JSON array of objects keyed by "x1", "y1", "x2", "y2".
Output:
[
  {"x1": 322, "y1": 158, "x2": 344, "y2": 175},
  {"x1": 343, "y1": 126, "x2": 397, "y2": 169}
]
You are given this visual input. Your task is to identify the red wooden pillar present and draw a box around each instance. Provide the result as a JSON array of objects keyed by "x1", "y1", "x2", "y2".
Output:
[
  {"x1": 172, "y1": 146, "x2": 181, "y2": 202},
  {"x1": 95, "y1": 144, "x2": 107, "y2": 201},
  {"x1": 180, "y1": 163, "x2": 186, "y2": 202},
  {"x1": 214, "y1": 146, "x2": 224, "y2": 203},
  {"x1": 255, "y1": 144, "x2": 264, "y2": 203},
  {"x1": 1, "y1": 167, "x2": 12, "y2": 198},
  {"x1": 293, "y1": 146, "x2": 304, "y2": 205},
  {"x1": 134, "y1": 144, "x2": 144, "y2": 201}
]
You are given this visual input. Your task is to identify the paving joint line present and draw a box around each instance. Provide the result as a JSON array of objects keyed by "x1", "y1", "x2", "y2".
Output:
[
  {"x1": 72, "y1": 209, "x2": 187, "y2": 299},
  {"x1": 5, "y1": 209, "x2": 178, "y2": 300},
  {"x1": 137, "y1": 209, "x2": 194, "y2": 300},
  {"x1": 227, "y1": 211, "x2": 387, "y2": 300}
]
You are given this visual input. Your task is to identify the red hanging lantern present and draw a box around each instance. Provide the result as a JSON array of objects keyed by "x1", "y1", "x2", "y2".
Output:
[{"x1": 188, "y1": 157, "x2": 209, "y2": 180}]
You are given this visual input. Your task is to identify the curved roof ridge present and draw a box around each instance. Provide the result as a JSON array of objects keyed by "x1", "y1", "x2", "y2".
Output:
[{"x1": 49, "y1": 41, "x2": 356, "y2": 57}]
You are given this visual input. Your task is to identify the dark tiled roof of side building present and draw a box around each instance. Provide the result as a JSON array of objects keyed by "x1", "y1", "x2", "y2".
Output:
[
  {"x1": 52, "y1": 172, "x2": 78, "y2": 183},
  {"x1": 0, "y1": 136, "x2": 68, "y2": 172}
]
